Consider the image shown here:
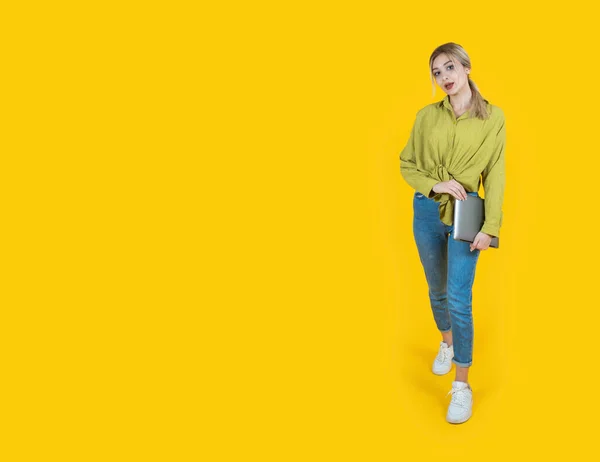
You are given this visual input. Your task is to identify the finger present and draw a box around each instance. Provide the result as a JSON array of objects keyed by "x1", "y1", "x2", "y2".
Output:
[
  {"x1": 449, "y1": 181, "x2": 461, "y2": 199},
  {"x1": 451, "y1": 180, "x2": 466, "y2": 200},
  {"x1": 447, "y1": 186, "x2": 458, "y2": 200},
  {"x1": 450, "y1": 186, "x2": 464, "y2": 201}
]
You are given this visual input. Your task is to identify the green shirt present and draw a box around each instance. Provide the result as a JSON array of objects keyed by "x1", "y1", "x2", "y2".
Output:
[{"x1": 399, "y1": 95, "x2": 506, "y2": 237}]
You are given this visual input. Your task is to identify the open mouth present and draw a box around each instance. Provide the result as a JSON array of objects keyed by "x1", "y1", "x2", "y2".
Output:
[{"x1": 445, "y1": 82, "x2": 454, "y2": 90}]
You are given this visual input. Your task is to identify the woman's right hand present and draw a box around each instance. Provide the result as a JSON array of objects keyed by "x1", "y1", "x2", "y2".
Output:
[{"x1": 432, "y1": 179, "x2": 467, "y2": 201}]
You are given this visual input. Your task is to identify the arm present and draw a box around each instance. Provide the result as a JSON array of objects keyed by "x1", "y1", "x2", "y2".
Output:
[
  {"x1": 399, "y1": 114, "x2": 439, "y2": 198},
  {"x1": 480, "y1": 115, "x2": 506, "y2": 238}
]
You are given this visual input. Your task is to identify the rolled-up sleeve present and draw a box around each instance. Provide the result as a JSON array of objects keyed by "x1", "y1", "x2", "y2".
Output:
[
  {"x1": 399, "y1": 114, "x2": 439, "y2": 198},
  {"x1": 480, "y1": 115, "x2": 506, "y2": 237}
]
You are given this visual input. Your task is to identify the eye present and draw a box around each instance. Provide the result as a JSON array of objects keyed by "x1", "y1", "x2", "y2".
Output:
[
  {"x1": 447, "y1": 65, "x2": 454, "y2": 70},
  {"x1": 433, "y1": 71, "x2": 440, "y2": 76}
]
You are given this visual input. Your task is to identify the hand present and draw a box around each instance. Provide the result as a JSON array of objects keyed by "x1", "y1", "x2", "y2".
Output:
[
  {"x1": 432, "y1": 179, "x2": 467, "y2": 201},
  {"x1": 470, "y1": 232, "x2": 492, "y2": 252}
]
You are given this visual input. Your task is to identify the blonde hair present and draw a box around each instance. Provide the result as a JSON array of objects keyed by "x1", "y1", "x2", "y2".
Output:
[{"x1": 429, "y1": 42, "x2": 490, "y2": 120}]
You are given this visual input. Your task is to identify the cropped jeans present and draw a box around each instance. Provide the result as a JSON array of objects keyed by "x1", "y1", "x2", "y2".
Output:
[{"x1": 412, "y1": 190, "x2": 481, "y2": 367}]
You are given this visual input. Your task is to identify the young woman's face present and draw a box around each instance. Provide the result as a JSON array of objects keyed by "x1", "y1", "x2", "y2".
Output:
[{"x1": 431, "y1": 53, "x2": 470, "y2": 96}]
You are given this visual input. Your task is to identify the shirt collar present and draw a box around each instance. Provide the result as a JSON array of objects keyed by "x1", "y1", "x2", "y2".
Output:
[
  {"x1": 438, "y1": 94, "x2": 490, "y2": 113},
  {"x1": 439, "y1": 94, "x2": 452, "y2": 110}
]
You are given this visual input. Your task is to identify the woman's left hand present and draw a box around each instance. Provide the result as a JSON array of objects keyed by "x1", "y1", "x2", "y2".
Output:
[{"x1": 470, "y1": 232, "x2": 493, "y2": 251}]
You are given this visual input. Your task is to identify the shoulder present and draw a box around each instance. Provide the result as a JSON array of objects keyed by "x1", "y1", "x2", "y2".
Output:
[
  {"x1": 416, "y1": 101, "x2": 441, "y2": 116},
  {"x1": 486, "y1": 102, "x2": 505, "y2": 124},
  {"x1": 413, "y1": 101, "x2": 442, "y2": 125},
  {"x1": 404, "y1": 103, "x2": 436, "y2": 132}
]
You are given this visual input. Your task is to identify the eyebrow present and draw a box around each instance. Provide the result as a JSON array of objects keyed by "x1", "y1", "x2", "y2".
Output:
[{"x1": 432, "y1": 60, "x2": 452, "y2": 71}]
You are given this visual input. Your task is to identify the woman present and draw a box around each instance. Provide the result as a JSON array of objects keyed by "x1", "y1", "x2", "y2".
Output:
[{"x1": 399, "y1": 42, "x2": 506, "y2": 424}]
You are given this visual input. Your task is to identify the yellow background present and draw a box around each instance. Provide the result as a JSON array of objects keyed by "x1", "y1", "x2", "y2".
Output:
[{"x1": 2, "y1": 1, "x2": 599, "y2": 460}]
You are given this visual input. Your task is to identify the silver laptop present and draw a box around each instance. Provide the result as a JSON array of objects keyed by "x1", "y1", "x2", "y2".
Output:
[{"x1": 453, "y1": 195, "x2": 499, "y2": 249}]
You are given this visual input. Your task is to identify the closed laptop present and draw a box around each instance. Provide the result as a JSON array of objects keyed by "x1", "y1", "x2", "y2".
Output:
[{"x1": 453, "y1": 195, "x2": 499, "y2": 249}]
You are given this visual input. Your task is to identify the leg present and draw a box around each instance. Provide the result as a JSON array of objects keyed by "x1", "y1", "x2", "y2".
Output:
[
  {"x1": 442, "y1": 330, "x2": 453, "y2": 347},
  {"x1": 446, "y1": 228, "x2": 481, "y2": 377},
  {"x1": 455, "y1": 365, "x2": 469, "y2": 383},
  {"x1": 412, "y1": 193, "x2": 452, "y2": 334},
  {"x1": 445, "y1": 233, "x2": 478, "y2": 424}
]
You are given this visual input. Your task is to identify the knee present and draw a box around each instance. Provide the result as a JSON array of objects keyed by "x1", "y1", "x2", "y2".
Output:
[{"x1": 447, "y1": 291, "x2": 473, "y2": 315}]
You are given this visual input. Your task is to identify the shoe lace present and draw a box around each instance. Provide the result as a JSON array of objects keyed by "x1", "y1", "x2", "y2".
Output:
[
  {"x1": 447, "y1": 387, "x2": 470, "y2": 407},
  {"x1": 436, "y1": 344, "x2": 450, "y2": 363}
]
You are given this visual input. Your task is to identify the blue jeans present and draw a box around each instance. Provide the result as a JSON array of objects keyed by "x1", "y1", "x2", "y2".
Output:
[{"x1": 412, "y1": 190, "x2": 481, "y2": 367}]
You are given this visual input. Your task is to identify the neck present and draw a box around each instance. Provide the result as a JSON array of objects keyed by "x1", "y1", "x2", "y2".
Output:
[{"x1": 449, "y1": 83, "x2": 473, "y2": 110}]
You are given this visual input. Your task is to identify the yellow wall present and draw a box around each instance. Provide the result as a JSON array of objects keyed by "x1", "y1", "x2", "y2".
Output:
[{"x1": 3, "y1": 1, "x2": 597, "y2": 460}]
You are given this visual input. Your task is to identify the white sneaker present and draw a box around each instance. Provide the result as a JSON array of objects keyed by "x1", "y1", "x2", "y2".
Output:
[
  {"x1": 446, "y1": 381, "x2": 473, "y2": 424},
  {"x1": 432, "y1": 341, "x2": 454, "y2": 375}
]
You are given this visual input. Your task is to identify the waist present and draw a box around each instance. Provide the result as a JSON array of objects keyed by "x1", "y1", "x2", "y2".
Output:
[{"x1": 415, "y1": 191, "x2": 480, "y2": 199}]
